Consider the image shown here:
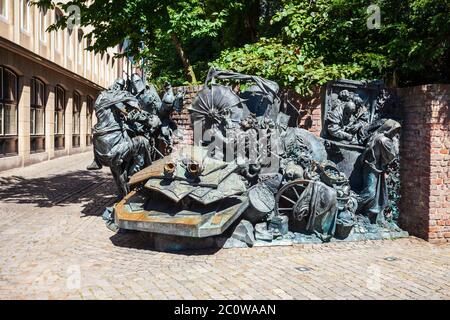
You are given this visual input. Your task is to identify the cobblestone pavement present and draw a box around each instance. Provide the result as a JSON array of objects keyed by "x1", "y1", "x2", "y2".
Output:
[{"x1": 0, "y1": 152, "x2": 449, "y2": 300}]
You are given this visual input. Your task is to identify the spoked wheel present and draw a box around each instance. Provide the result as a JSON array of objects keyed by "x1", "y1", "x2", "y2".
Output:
[{"x1": 275, "y1": 179, "x2": 311, "y2": 220}]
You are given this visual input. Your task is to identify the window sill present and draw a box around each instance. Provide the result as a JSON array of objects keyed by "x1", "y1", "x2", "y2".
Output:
[
  {"x1": 20, "y1": 28, "x2": 31, "y2": 37},
  {"x1": 30, "y1": 150, "x2": 46, "y2": 154},
  {"x1": 0, "y1": 154, "x2": 21, "y2": 172},
  {"x1": 0, "y1": 153, "x2": 19, "y2": 158}
]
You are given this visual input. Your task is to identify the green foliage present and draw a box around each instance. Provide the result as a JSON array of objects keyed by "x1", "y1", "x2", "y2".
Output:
[
  {"x1": 167, "y1": 1, "x2": 228, "y2": 38},
  {"x1": 213, "y1": 38, "x2": 363, "y2": 95},
  {"x1": 215, "y1": 0, "x2": 450, "y2": 94},
  {"x1": 33, "y1": 0, "x2": 449, "y2": 93},
  {"x1": 32, "y1": 0, "x2": 239, "y2": 86},
  {"x1": 385, "y1": 158, "x2": 401, "y2": 221},
  {"x1": 155, "y1": 0, "x2": 265, "y2": 85}
]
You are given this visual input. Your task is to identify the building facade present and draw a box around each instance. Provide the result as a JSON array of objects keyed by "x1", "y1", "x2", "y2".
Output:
[{"x1": 0, "y1": 0, "x2": 121, "y2": 171}]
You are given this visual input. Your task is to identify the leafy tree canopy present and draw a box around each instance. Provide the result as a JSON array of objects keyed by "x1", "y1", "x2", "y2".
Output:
[
  {"x1": 214, "y1": 0, "x2": 450, "y2": 95},
  {"x1": 32, "y1": 0, "x2": 449, "y2": 94}
]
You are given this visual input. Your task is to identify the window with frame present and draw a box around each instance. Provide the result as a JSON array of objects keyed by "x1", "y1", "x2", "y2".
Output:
[
  {"x1": 39, "y1": 8, "x2": 47, "y2": 43},
  {"x1": 54, "y1": 9, "x2": 63, "y2": 52},
  {"x1": 0, "y1": 66, "x2": 18, "y2": 157},
  {"x1": 94, "y1": 52, "x2": 98, "y2": 75},
  {"x1": 86, "y1": 96, "x2": 93, "y2": 146},
  {"x1": 106, "y1": 54, "x2": 110, "y2": 83},
  {"x1": 67, "y1": 28, "x2": 73, "y2": 59},
  {"x1": 93, "y1": 51, "x2": 98, "y2": 76},
  {"x1": 20, "y1": 0, "x2": 30, "y2": 33},
  {"x1": 100, "y1": 54, "x2": 104, "y2": 81},
  {"x1": 30, "y1": 77, "x2": 46, "y2": 153},
  {"x1": 0, "y1": 0, "x2": 8, "y2": 20},
  {"x1": 77, "y1": 29, "x2": 84, "y2": 66},
  {"x1": 111, "y1": 58, "x2": 116, "y2": 83},
  {"x1": 54, "y1": 85, "x2": 65, "y2": 150},
  {"x1": 86, "y1": 38, "x2": 92, "y2": 70},
  {"x1": 72, "y1": 91, "x2": 81, "y2": 148}
]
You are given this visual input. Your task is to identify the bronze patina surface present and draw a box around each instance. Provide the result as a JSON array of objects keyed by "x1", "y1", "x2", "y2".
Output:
[
  {"x1": 114, "y1": 145, "x2": 249, "y2": 237},
  {"x1": 114, "y1": 190, "x2": 249, "y2": 237},
  {"x1": 101, "y1": 70, "x2": 405, "y2": 247}
]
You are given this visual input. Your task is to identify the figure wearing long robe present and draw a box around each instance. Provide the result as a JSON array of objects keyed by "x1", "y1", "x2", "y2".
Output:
[{"x1": 357, "y1": 119, "x2": 401, "y2": 223}]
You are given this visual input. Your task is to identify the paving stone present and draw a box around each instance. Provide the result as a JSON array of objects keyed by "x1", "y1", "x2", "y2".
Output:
[{"x1": 0, "y1": 152, "x2": 449, "y2": 299}]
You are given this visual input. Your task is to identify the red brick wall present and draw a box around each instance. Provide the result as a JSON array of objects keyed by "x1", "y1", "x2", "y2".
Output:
[
  {"x1": 171, "y1": 85, "x2": 203, "y2": 151},
  {"x1": 396, "y1": 84, "x2": 450, "y2": 243},
  {"x1": 280, "y1": 87, "x2": 322, "y2": 136}
]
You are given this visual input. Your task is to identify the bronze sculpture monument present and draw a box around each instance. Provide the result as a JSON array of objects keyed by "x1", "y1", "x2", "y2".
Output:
[{"x1": 94, "y1": 69, "x2": 406, "y2": 250}]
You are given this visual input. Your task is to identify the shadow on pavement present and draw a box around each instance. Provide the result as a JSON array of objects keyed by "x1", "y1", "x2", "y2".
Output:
[
  {"x1": 109, "y1": 231, "x2": 223, "y2": 255},
  {"x1": 0, "y1": 170, "x2": 117, "y2": 216},
  {"x1": 1, "y1": 168, "x2": 224, "y2": 254}
]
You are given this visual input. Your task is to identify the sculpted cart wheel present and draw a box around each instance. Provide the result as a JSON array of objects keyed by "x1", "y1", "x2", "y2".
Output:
[{"x1": 275, "y1": 179, "x2": 311, "y2": 221}]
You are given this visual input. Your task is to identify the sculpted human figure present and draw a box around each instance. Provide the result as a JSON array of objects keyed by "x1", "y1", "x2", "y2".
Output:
[
  {"x1": 91, "y1": 81, "x2": 153, "y2": 196},
  {"x1": 323, "y1": 84, "x2": 403, "y2": 227},
  {"x1": 89, "y1": 74, "x2": 183, "y2": 185},
  {"x1": 158, "y1": 82, "x2": 184, "y2": 152},
  {"x1": 129, "y1": 73, "x2": 162, "y2": 114},
  {"x1": 326, "y1": 93, "x2": 359, "y2": 143},
  {"x1": 102, "y1": 73, "x2": 406, "y2": 244},
  {"x1": 326, "y1": 90, "x2": 373, "y2": 145},
  {"x1": 87, "y1": 78, "x2": 126, "y2": 171},
  {"x1": 129, "y1": 74, "x2": 183, "y2": 153},
  {"x1": 357, "y1": 119, "x2": 401, "y2": 224}
]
